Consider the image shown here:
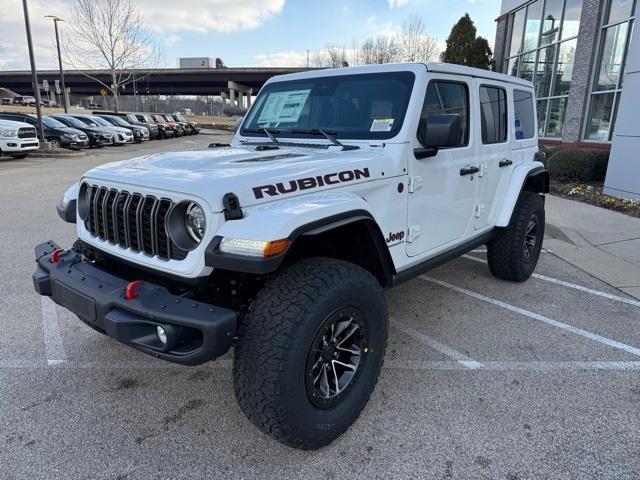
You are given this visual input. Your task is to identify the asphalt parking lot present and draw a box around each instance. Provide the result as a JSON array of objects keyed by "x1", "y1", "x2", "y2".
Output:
[{"x1": 1, "y1": 135, "x2": 639, "y2": 480}]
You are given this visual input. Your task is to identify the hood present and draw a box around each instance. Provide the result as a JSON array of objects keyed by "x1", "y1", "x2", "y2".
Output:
[
  {"x1": 0, "y1": 119, "x2": 32, "y2": 129},
  {"x1": 84, "y1": 145, "x2": 389, "y2": 211}
]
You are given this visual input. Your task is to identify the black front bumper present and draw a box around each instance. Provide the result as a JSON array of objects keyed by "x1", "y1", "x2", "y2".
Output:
[{"x1": 33, "y1": 241, "x2": 237, "y2": 365}]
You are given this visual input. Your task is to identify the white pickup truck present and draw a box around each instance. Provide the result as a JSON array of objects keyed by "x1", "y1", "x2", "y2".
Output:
[
  {"x1": 0, "y1": 119, "x2": 39, "y2": 159},
  {"x1": 34, "y1": 62, "x2": 548, "y2": 449}
]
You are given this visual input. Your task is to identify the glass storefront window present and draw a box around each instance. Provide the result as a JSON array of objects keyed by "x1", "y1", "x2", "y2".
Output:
[
  {"x1": 562, "y1": 0, "x2": 583, "y2": 39},
  {"x1": 524, "y1": 0, "x2": 544, "y2": 51},
  {"x1": 510, "y1": 8, "x2": 527, "y2": 56},
  {"x1": 506, "y1": 57, "x2": 519, "y2": 76},
  {"x1": 546, "y1": 97, "x2": 568, "y2": 137},
  {"x1": 594, "y1": 22, "x2": 629, "y2": 91},
  {"x1": 586, "y1": 92, "x2": 616, "y2": 140},
  {"x1": 606, "y1": 0, "x2": 636, "y2": 25},
  {"x1": 537, "y1": 99, "x2": 549, "y2": 136},
  {"x1": 534, "y1": 45, "x2": 557, "y2": 97},
  {"x1": 519, "y1": 51, "x2": 537, "y2": 81},
  {"x1": 553, "y1": 39, "x2": 577, "y2": 96},
  {"x1": 542, "y1": 0, "x2": 564, "y2": 44}
]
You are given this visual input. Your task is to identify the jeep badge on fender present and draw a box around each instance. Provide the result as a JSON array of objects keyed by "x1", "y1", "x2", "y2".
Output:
[{"x1": 34, "y1": 62, "x2": 548, "y2": 450}]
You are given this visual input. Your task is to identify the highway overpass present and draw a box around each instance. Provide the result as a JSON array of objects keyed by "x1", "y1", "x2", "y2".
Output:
[{"x1": 0, "y1": 67, "x2": 314, "y2": 99}]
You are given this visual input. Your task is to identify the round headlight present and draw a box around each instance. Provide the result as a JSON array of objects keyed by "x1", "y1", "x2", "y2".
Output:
[{"x1": 185, "y1": 203, "x2": 206, "y2": 242}]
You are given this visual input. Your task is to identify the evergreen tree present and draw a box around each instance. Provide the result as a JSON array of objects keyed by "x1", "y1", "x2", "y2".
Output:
[{"x1": 441, "y1": 13, "x2": 493, "y2": 70}]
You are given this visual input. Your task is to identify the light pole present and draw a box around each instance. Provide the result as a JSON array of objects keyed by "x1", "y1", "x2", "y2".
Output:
[
  {"x1": 21, "y1": 0, "x2": 45, "y2": 142},
  {"x1": 45, "y1": 15, "x2": 68, "y2": 113}
]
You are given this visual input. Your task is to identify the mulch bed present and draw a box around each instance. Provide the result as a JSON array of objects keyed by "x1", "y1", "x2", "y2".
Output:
[{"x1": 549, "y1": 180, "x2": 640, "y2": 218}]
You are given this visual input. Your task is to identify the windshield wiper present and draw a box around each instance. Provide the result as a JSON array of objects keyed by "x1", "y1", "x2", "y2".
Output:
[
  {"x1": 291, "y1": 129, "x2": 359, "y2": 151},
  {"x1": 243, "y1": 127, "x2": 281, "y2": 145}
]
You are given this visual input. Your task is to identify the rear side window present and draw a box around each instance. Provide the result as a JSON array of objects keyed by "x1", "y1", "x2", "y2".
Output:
[
  {"x1": 513, "y1": 90, "x2": 536, "y2": 140},
  {"x1": 479, "y1": 86, "x2": 507, "y2": 144},
  {"x1": 419, "y1": 81, "x2": 469, "y2": 148}
]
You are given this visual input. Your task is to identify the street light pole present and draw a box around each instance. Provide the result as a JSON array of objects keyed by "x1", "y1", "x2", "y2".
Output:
[
  {"x1": 46, "y1": 15, "x2": 68, "y2": 113},
  {"x1": 22, "y1": 0, "x2": 45, "y2": 142}
]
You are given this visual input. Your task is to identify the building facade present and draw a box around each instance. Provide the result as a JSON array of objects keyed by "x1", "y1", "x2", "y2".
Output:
[{"x1": 494, "y1": 0, "x2": 639, "y2": 199}]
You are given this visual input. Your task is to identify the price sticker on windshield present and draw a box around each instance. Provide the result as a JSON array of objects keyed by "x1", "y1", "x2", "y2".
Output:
[
  {"x1": 258, "y1": 89, "x2": 311, "y2": 125},
  {"x1": 370, "y1": 118, "x2": 395, "y2": 132}
]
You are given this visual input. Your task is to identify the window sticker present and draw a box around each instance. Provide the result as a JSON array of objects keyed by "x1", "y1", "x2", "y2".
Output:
[
  {"x1": 257, "y1": 89, "x2": 311, "y2": 125},
  {"x1": 370, "y1": 118, "x2": 395, "y2": 132}
]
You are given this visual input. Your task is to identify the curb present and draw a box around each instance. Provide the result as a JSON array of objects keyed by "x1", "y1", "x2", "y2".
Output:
[{"x1": 27, "y1": 150, "x2": 87, "y2": 158}]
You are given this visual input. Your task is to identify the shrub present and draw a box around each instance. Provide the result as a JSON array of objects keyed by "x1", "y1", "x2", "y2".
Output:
[
  {"x1": 547, "y1": 148, "x2": 599, "y2": 182},
  {"x1": 591, "y1": 149, "x2": 610, "y2": 181}
]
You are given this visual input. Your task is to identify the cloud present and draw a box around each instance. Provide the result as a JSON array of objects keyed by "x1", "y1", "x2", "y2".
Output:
[
  {"x1": 255, "y1": 50, "x2": 307, "y2": 67},
  {"x1": 0, "y1": 0, "x2": 285, "y2": 70},
  {"x1": 387, "y1": 0, "x2": 411, "y2": 7},
  {"x1": 144, "y1": 0, "x2": 285, "y2": 33}
]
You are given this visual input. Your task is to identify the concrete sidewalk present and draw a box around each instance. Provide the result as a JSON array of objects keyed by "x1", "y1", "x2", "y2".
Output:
[{"x1": 544, "y1": 195, "x2": 640, "y2": 300}]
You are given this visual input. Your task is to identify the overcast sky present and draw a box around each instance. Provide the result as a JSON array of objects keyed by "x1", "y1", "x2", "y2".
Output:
[{"x1": 0, "y1": 0, "x2": 500, "y2": 70}]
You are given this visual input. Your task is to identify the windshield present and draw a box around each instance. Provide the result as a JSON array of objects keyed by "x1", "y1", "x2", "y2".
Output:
[
  {"x1": 90, "y1": 116, "x2": 112, "y2": 127},
  {"x1": 174, "y1": 114, "x2": 186, "y2": 122},
  {"x1": 43, "y1": 117, "x2": 66, "y2": 128},
  {"x1": 241, "y1": 71, "x2": 415, "y2": 141},
  {"x1": 58, "y1": 116, "x2": 88, "y2": 128}
]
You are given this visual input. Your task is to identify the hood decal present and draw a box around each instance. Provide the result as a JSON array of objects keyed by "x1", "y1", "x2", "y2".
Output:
[{"x1": 252, "y1": 168, "x2": 370, "y2": 199}]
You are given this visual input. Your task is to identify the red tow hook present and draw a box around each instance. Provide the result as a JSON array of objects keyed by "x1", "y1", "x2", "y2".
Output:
[
  {"x1": 49, "y1": 248, "x2": 65, "y2": 264},
  {"x1": 124, "y1": 280, "x2": 143, "y2": 300}
]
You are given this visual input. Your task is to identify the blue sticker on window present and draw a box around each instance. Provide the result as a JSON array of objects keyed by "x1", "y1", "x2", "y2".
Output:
[{"x1": 516, "y1": 131, "x2": 524, "y2": 140}]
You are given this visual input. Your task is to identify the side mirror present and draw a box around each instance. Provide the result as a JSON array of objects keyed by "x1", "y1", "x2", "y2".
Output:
[{"x1": 416, "y1": 114, "x2": 463, "y2": 153}]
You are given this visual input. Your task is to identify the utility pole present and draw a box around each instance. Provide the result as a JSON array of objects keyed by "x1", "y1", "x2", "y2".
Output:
[
  {"x1": 22, "y1": 0, "x2": 45, "y2": 142},
  {"x1": 306, "y1": 50, "x2": 310, "y2": 68},
  {"x1": 45, "y1": 15, "x2": 68, "y2": 113}
]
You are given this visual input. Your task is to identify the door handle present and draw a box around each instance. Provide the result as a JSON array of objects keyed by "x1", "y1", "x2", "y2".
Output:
[
  {"x1": 499, "y1": 159, "x2": 513, "y2": 168},
  {"x1": 460, "y1": 166, "x2": 479, "y2": 176}
]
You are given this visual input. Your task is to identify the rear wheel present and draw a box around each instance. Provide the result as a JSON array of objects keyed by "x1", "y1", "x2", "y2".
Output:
[
  {"x1": 49, "y1": 138, "x2": 61, "y2": 149},
  {"x1": 233, "y1": 257, "x2": 388, "y2": 450},
  {"x1": 487, "y1": 191, "x2": 545, "y2": 282}
]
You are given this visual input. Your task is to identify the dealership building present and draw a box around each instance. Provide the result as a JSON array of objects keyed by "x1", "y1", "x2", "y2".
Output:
[{"x1": 494, "y1": 0, "x2": 639, "y2": 200}]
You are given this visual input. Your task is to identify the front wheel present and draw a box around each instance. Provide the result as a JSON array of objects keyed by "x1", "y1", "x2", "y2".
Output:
[
  {"x1": 487, "y1": 191, "x2": 545, "y2": 282},
  {"x1": 233, "y1": 257, "x2": 388, "y2": 450}
]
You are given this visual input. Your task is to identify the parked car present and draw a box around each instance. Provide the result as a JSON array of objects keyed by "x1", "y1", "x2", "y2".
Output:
[
  {"x1": 66, "y1": 114, "x2": 133, "y2": 145},
  {"x1": 1, "y1": 98, "x2": 13, "y2": 106},
  {"x1": 94, "y1": 114, "x2": 149, "y2": 143},
  {"x1": 13, "y1": 96, "x2": 37, "y2": 106},
  {"x1": 0, "y1": 112, "x2": 89, "y2": 150},
  {"x1": 152, "y1": 114, "x2": 184, "y2": 137},
  {"x1": 36, "y1": 63, "x2": 548, "y2": 449},
  {"x1": 92, "y1": 111, "x2": 160, "y2": 140},
  {"x1": 134, "y1": 113, "x2": 175, "y2": 139},
  {"x1": 88, "y1": 103, "x2": 105, "y2": 110},
  {"x1": 0, "y1": 119, "x2": 39, "y2": 158},
  {"x1": 168, "y1": 113, "x2": 201, "y2": 135},
  {"x1": 51, "y1": 114, "x2": 113, "y2": 148}
]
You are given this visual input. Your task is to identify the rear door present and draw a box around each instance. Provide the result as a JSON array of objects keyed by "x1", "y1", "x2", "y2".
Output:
[
  {"x1": 474, "y1": 83, "x2": 512, "y2": 230},
  {"x1": 406, "y1": 76, "x2": 478, "y2": 257}
]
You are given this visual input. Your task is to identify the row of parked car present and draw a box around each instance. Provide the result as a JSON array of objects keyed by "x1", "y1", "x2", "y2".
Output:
[{"x1": 0, "y1": 111, "x2": 201, "y2": 158}]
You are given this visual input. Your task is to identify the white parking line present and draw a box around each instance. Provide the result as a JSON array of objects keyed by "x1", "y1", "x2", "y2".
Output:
[
  {"x1": 422, "y1": 276, "x2": 640, "y2": 358},
  {"x1": 41, "y1": 297, "x2": 66, "y2": 366},
  {"x1": 392, "y1": 322, "x2": 483, "y2": 369},
  {"x1": 386, "y1": 360, "x2": 640, "y2": 371},
  {"x1": 462, "y1": 254, "x2": 640, "y2": 308}
]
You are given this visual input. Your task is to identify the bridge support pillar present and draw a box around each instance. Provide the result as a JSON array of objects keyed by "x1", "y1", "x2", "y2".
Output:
[{"x1": 228, "y1": 81, "x2": 252, "y2": 110}]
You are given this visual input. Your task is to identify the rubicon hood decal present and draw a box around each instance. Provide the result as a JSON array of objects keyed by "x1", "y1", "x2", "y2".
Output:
[{"x1": 252, "y1": 168, "x2": 370, "y2": 199}]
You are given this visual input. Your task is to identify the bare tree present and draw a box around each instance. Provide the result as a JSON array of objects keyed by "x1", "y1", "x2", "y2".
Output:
[
  {"x1": 63, "y1": 0, "x2": 162, "y2": 112},
  {"x1": 311, "y1": 44, "x2": 349, "y2": 68},
  {"x1": 396, "y1": 14, "x2": 440, "y2": 62},
  {"x1": 359, "y1": 36, "x2": 400, "y2": 64}
]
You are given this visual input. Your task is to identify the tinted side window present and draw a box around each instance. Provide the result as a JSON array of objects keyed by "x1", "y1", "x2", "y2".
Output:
[
  {"x1": 418, "y1": 81, "x2": 469, "y2": 148},
  {"x1": 513, "y1": 90, "x2": 536, "y2": 139},
  {"x1": 480, "y1": 86, "x2": 507, "y2": 144}
]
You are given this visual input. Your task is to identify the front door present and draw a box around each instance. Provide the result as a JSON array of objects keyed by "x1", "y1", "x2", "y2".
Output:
[{"x1": 406, "y1": 77, "x2": 478, "y2": 257}]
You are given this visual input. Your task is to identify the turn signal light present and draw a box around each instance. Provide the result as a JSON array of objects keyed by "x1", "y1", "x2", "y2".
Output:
[
  {"x1": 124, "y1": 280, "x2": 142, "y2": 300},
  {"x1": 49, "y1": 249, "x2": 64, "y2": 264}
]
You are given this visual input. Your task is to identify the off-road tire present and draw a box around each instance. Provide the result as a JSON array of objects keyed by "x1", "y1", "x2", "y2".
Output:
[
  {"x1": 233, "y1": 257, "x2": 388, "y2": 450},
  {"x1": 487, "y1": 191, "x2": 545, "y2": 282}
]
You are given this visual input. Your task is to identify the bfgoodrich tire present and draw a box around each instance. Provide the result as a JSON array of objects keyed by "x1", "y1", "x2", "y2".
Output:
[
  {"x1": 233, "y1": 257, "x2": 388, "y2": 450},
  {"x1": 487, "y1": 191, "x2": 545, "y2": 282}
]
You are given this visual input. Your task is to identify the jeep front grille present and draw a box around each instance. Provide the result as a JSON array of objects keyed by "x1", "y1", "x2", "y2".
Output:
[{"x1": 84, "y1": 184, "x2": 187, "y2": 260}]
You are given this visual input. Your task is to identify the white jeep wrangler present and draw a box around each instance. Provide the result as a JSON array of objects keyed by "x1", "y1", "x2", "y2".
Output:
[{"x1": 34, "y1": 63, "x2": 548, "y2": 449}]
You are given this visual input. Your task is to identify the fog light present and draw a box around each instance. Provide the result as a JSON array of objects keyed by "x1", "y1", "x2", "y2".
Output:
[{"x1": 156, "y1": 325, "x2": 167, "y2": 345}]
